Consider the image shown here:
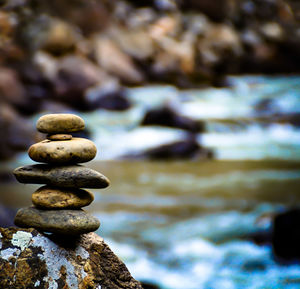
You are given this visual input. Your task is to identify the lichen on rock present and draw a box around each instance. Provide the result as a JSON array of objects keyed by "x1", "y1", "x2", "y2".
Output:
[{"x1": 0, "y1": 227, "x2": 143, "y2": 289}]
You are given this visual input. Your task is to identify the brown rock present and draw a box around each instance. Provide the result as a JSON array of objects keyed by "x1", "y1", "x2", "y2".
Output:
[
  {"x1": 94, "y1": 37, "x2": 144, "y2": 84},
  {"x1": 32, "y1": 186, "x2": 94, "y2": 209},
  {"x1": 40, "y1": 19, "x2": 79, "y2": 56},
  {"x1": 14, "y1": 207, "x2": 100, "y2": 235},
  {"x1": 13, "y1": 164, "x2": 110, "y2": 188},
  {"x1": 0, "y1": 102, "x2": 35, "y2": 160},
  {"x1": 0, "y1": 68, "x2": 26, "y2": 107},
  {"x1": 36, "y1": 113, "x2": 85, "y2": 134},
  {"x1": 47, "y1": 134, "x2": 73, "y2": 141},
  {"x1": 0, "y1": 227, "x2": 143, "y2": 288},
  {"x1": 28, "y1": 137, "x2": 97, "y2": 164}
]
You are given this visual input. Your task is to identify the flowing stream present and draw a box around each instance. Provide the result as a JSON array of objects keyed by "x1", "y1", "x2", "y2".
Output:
[{"x1": 1, "y1": 75, "x2": 300, "y2": 288}]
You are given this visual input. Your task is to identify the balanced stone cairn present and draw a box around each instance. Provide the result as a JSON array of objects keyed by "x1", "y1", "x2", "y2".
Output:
[{"x1": 13, "y1": 114, "x2": 110, "y2": 235}]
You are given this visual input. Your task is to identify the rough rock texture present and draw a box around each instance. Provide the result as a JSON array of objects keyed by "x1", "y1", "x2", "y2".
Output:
[
  {"x1": 37, "y1": 114, "x2": 85, "y2": 133},
  {"x1": 0, "y1": 227, "x2": 143, "y2": 289},
  {"x1": 14, "y1": 207, "x2": 100, "y2": 235},
  {"x1": 32, "y1": 186, "x2": 94, "y2": 209},
  {"x1": 13, "y1": 164, "x2": 110, "y2": 188},
  {"x1": 28, "y1": 137, "x2": 97, "y2": 164}
]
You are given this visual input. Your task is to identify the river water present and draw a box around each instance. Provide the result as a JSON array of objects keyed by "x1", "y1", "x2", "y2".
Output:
[{"x1": 1, "y1": 76, "x2": 300, "y2": 288}]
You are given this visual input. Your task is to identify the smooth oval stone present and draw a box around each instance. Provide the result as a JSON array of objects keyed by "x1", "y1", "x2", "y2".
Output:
[
  {"x1": 47, "y1": 134, "x2": 72, "y2": 141},
  {"x1": 14, "y1": 207, "x2": 100, "y2": 235},
  {"x1": 13, "y1": 164, "x2": 110, "y2": 188},
  {"x1": 37, "y1": 114, "x2": 85, "y2": 134},
  {"x1": 32, "y1": 186, "x2": 94, "y2": 209},
  {"x1": 28, "y1": 137, "x2": 97, "y2": 164}
]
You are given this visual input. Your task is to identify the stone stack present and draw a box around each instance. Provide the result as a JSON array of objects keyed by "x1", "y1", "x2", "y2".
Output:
[{"x1": 13, "y1": 114, "x2": 110, "y2": 235}]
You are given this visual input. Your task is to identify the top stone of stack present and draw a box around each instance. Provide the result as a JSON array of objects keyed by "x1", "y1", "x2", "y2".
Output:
[
  {"x1": 37, "y1": 114, "x2": 85, "y2": 134},
  {"x1": 30, "y1": 113, "x2": 96, "y2": 164}
]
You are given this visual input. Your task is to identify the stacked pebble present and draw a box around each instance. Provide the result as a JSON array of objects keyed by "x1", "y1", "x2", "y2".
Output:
[{"x1": 13, "y1": 114, "x2": 110, "y2": 235}]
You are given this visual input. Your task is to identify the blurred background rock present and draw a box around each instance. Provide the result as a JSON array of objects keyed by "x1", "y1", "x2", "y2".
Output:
[{"x1": 1, "y1": 1, "x2": 300, "y2": 288}]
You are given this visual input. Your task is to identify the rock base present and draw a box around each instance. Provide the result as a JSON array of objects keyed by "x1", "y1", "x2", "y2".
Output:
[{"x1": 0, "y1": 227, "x2": 142, "y2": 289}]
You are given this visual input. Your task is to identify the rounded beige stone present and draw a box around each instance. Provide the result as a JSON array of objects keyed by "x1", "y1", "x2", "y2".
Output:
[
  {"x1": 47, "y1": 134, "x2": 73, "y2": 141},
  {"x1": 37, "y1": 114, "x2": 85, "y2": 134},
  {"x1": 14, "y1": 207, "x2": 100, "y2": 235},
  {"x1": 32, "y1": 186, "x2": 94, "y2": 209},
  {"x1": 28, "y1": 137, "x2": 97, "y2": 164}
]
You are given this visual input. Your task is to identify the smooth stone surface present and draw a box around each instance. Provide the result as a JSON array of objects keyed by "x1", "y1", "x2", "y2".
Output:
[
  {"x1": 14, "y1": 207, "x2": 100, "y2": 235},
  {"x1": 32, "y1": 186, "x2": 94, "y2": 209},
  {"x1": 28, "y1": 137, "x2": 97, "y2": 164},
  {"x1": 37, "y1": 113, "x2": 85, "y2": 134},
  {"x1": 47, "y1": 134, "x2": 73, "y2": 141},
  {"x1": 13, "y1": 164, "x2": 110, "y2": 188}
]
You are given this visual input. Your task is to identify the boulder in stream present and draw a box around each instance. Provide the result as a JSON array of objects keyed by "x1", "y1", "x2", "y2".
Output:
[
  {"x1": 141, "y1": 106, "x2": 205, "y2": 133},
  {"x1": 272, "y1": 208, "x2": 300, "y2": 262},
  {"x1": 126, "y1": 135, "x2": 213, "y2": 160}
]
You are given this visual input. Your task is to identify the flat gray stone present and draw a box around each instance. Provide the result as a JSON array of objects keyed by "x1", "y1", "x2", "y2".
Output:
[
  {"x1": 14, "y1": 207, "x2": 100, "y2": 235},
  {"x1": 13, "y1": 164, "x2": 110, "y2": 188}
]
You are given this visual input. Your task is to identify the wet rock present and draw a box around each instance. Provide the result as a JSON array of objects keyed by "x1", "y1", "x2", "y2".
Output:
[
  {"x1": 32, "y1": 186, "x2": 94, "y2": 209},
  {"x1": 134, "y1": 136, "x2": 213, "y2": 160},
  {"x1": 274, "y1": 113, "x2": 300, "y2": 127},
  {"x1": 14, "y1": 207, "x2": 100, "y2": 235},
  {"x1": 85, "y1": 81, "x2": 131, "y2": 111},
  {"x1": 37, "y1": 113, "x2": 85, "y2": 134},
  {"x1": 141, "y1": 106, "x2": 205, "y2": 133},
  {"x1": 28, "y1": 138, "x2": 97, "y2": 164},
  {"x1": 13, "y1": 164, "x2": 110, "y2": 188},
  {"x1": 272, "y1": 208, "x2": 300, "y2": 261},
  {"x1": 96, "y1": 92, "x2": 131, "y2": 111},
  {"x1": 0, "y1": 227, "x2": 142, "y2": 288},
  {"x1": 47, "y1": 134, "x2": 73, "y2": 141}
]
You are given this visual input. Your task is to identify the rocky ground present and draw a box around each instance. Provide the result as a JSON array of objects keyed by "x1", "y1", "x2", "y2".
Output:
[{"x1": 1, "y1": 0, "x2": 300, "y2": 160}]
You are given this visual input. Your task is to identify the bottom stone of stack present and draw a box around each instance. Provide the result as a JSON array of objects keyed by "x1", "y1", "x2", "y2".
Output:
[{"x1": 14, "y1": 207, "x2": 100, "y2": 235}]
